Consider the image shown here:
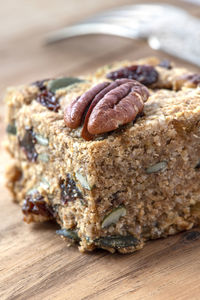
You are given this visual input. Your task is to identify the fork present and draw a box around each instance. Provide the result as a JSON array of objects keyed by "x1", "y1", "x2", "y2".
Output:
[{"x1": 46, "y1": 4, "x2": 200, "y2": 66}]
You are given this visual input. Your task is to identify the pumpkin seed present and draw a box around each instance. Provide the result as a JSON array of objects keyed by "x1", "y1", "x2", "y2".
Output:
[
  {"x1": 95, "y1": 235, "x2": 139, "y2": 249},
  {"x1": 40, "y1": 177, "x2": 50, "y2": 189},
  {"x1": 75, "y1": 171, "x2": 92, "y2": 190},
  {"x1": 48, "y1": 77, "x2": 85, "y2": 93},
  {"x1": 27, "y1": 178, "x2": 50, "y2": 196},
  {"x1": 146, "y1": 161, "x2": 167, "y2": 174},
  {"x1": 38, "y1": 153, "x2": 49, "y2": 162},
  {"x1": 6, "y1": 124, "x2": 17, "y2": 135},
  {"x1": 56, "y1": 228, "x2": 80, "y2": 241},
  {"x1": 101, "y1": 206, "x2": 126, "y2": 228},
  {"x1": 35, "y1": 134, "x2": 49, "y2": 146},
  {"x1": 27, "y1": 187, "x2": 38, "y2": 196}
]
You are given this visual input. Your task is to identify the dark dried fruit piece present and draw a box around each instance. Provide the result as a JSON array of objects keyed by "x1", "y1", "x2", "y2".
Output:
[
  {"x1": 19, "y1": 127, "x2": 37, "y2": 162},
  {"x1": 22, "y1": 193, "x2": 53, "y2": 218},
  {"x1": 60, "y1": 174, "x2": 83, "y2": 204},
  {"x1": 106, "y1": 65, "x2": 159, "y2": 86},
  {"x1": 32, "y1": 79, "x2": 49, "y2": 91},
  {"x1": 56, "y1": 228, "x2": 80, "y2": 241},
  {"x1": 95, "y1": 235, "x2": 139, "y2": 249},
  {"x1": 158, "y1": 59, "x2": 172, "y2": 70},
  {"x1": 36, "y1": 90, "x2": 60, "y2": 112}
]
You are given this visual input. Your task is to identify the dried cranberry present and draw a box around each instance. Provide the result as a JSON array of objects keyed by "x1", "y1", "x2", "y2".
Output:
[
  {"x1": 107, "y1": 65, "x2": 159, "y2": 86},
  {"x1": 19, "y1": 127, "x2": 37, "y2": 162},
  {"x1": 32, "y1": 78, "x2": 60, "y2": 112},
  {"x1": 22, "y1": 193, "x2": 53, "y2": 218},
  {"x1": 32, "y1": 79, "x2": 49, "y2": 91},
  {"x1": 36, "y1": 90, "x2": 60, "y2": 112},
  {"x1": 60, "y1": 174, "x2": 83, "y2": 204},
  {"x1": 158, "y1": 59, "x2": 172, "y2": 70}
]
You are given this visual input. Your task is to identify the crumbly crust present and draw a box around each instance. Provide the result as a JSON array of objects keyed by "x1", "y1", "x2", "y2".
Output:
[{"x1": 5, "y1": 57, "x2": 200, "y2": 253}]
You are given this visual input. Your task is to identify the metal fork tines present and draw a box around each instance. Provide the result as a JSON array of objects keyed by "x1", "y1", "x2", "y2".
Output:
[
  {"x1": 46, "y1": 4, "x2": 200, "y2": 66},
  {"x1": 46, "y1": 4, "x2": 188, "y2": 42}
]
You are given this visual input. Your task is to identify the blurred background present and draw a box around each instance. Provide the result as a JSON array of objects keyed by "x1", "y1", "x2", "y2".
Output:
[{"x1": 1, "y1": 0, "x2": 199, "y2": 90}]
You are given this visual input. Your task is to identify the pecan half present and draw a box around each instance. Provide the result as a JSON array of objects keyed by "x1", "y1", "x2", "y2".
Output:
[
  {"x1": 106, "y1": 65, "x2": 159, "y2": 86},
  {"x1": 64, "y1": 79, "x2": 149, "y2": 140},
  {"x1": 32, "y1": 79, "x2": 50, "y2": 91},
  {"x1": 64, "y1": 82, "x2": 110, "y2": 129}
]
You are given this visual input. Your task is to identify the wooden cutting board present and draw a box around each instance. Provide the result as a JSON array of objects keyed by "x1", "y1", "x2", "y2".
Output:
[{"x1": 1, "y1": 1, "x2": 200, "y2": 299}]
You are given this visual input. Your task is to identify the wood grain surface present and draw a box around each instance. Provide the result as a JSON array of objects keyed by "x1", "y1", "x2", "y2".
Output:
[{"x1": 0, "y1": 1, "x2": 200, "y2": 299}]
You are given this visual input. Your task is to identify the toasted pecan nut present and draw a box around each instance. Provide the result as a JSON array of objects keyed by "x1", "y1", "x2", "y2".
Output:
[
  {"x1": 64, "y1": 79, "x2": 149, "y2": 140},
  {"x1": 64, "y1": 82, "x2": 110, "y2": 129},
  {"x1": 87, "y1": 80, "x2": 148, "y2": 135},
  {"x1": 81, "y1": 79, "x2": 142, "y2": 140}
]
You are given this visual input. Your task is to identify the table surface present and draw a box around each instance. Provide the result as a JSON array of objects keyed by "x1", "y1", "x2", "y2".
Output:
[{"x1": 1, "y1": 1, "x2": 200, "y2": 299}]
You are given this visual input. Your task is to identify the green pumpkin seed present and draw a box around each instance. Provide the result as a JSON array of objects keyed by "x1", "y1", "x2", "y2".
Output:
[
  {"x1": 6, "y1": 124, "x2": 17, "y2": 135},
  {"x1": 56, "y1": 228, "x2": 80, "y2": 241},
  {"x1": 146, "y1": 161, "x2": 167, "y2": 174},
  {"x1": 48, "y1": 77, "x2": 85, "y2": 93},
  {"x1": 101, "y1": 206, "x2": 126, "y2": 228},
  {"x1": 27, "y1": 178, "x2": 50, "y2": 196},
  {"x1": 27, "y1": 187, "x2": 38, "y2": 196},
  {"x1": 38, "y1": 153, "x2": 49, "y2": 163},
  {"x1": 40, "y1": 177, "x2": 50, "y2": 189},
  {"x1": 75, "y1": 171, "x2": 92, "y2": 190},
  {"x1": 35, "y1": 134, "x2": 49, "y2": 146},
  {"x1": 95, "y1": 235, "x2": 139, "y2": 249}
]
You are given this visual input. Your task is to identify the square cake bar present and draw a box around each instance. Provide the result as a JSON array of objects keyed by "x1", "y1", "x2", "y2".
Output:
[{"x1": 5, "y1": 57, "x2": 200, "y2": 253}]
